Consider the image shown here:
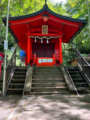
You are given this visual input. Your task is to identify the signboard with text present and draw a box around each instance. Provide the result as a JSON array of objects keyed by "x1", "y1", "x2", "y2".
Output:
[{"x1": 37, "y1": 57, "x2": 54, "y2": 67}]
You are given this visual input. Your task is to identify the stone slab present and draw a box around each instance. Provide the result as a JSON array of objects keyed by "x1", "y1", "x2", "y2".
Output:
[{"x1": 24, "y1": 67, "x2": 33, "y2": 92}]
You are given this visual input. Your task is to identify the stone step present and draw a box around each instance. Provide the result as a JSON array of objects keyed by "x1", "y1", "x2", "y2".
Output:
[
  {"x1": 31, "y1": 87, "x2": 67, "y2": 92},
  {"x1": 33, "y1": 69, "x2": 61, "y2": 72},
  {"x1": 14, "y1": 75, "x2": 26, "y2": 77},
  {"x1": 76, "y1": 87, "x2": 89, "y2": 91},
  {"x1": 32, "y1": 83, "x2": 66, "y2": 87},
  {"x1": 13, "y1": 76, "x2": 26, "y2": 79},
  {"x1": 71, "y1": 76, "x2": 83, "y2": 79},
  {"x1": 10, "y1": 84, "x2": 24, "y2": 85},
  {"x1": 70, "y1": 74, "x2": 81, "y2": 76},
  {"x1": 68, "y1": 69, "x2": 79, "y2": 71},
  {"x1": 30, "y1": 91, "x2": 69, "y2": 95},
  {"x1": 14, "y1": 72, "x2": 26, "y2": 75},
  {"x1": 16, "y1": 68, "x2": 27, "y2": 71},
  {"x1": 12, "y1": 79, "x2": 25, "y2": 81},
  {"x1": 33, "y1": 72, "x2": 62, "y2": 75},
  {"x1": 7, "y1": 88, "x2": 23, "y2": 91},
  {"x1": 32, "y1": 75, "x2": 63, "y2": 79},
  {"x1": 0, "y1": 82, "x2": 2, "y2": 89},
  {"x1": 75, "y1": 82, "x2": 87, "y2": 85},
  {"x1": 75, "y1": 84, "x2": 88, "y2": 87},
  {"x1": 29, "y1": 66, "x2": 69, "y2": 95},
  {"x1": 69, "y1": 71, "x2": 80, "y2": 74},
  {"x1": 67, "y1": 66, "x2": 78, "y2": 69},
  {"x1": 72, "y1": 79, "x2": 85, "y2": 82},
  {"x1": 11, "y1": 79, "x2": 25, "y2": 83},
  {"x1": 15, "y1": 71, "x2": 26, "y2": 73},
  {"x1": 15, "y1": 69, "x2": 27, "y2": 72},
  {"x1": 16, "y1": 67, "x2": 27, "y2": 70},
  {"x1": 71, "y1": 76, "x2": 83, "y2": 80},
  {"x1": 32, "y1": 79, "x2": 64, "y2": 83},
  {"x1": 34, "y1": 67, "x2": 60, "y2": 69},
  {"x1": 9, "y1": 85, "x2": 24, "y2": 89}
]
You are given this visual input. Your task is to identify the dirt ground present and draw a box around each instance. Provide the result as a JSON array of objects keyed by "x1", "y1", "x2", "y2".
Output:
[{"x1": 0, "y1": 94, "x2": 21, "y2": 120}]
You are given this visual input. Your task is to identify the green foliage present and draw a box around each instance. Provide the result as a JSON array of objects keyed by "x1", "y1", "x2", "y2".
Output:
[
  {"x1": 65, "y1": 0, "x2": 90, "y2": 56},
  {"x1": 65, "y1": 0, "x2": 88, "y2": 19}
]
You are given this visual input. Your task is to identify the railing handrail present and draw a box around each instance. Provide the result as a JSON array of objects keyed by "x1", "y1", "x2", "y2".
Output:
[
  {"x1": 64, "y1": 66, "x2": 79, "y2": 96},
  {"x1": 6, "y1": 45, "x2": 18, "y2": 69},
  {"x1": 74, "y1": 49, "x2": 90, "y2": 67},
  {"x1": 4, "y1": 67, "x2": 16, "y2": 96},
  {"x1": 74, "y1": 48, "x2": 90, "y2": 67},
  {"x1": 74, "y1": 48, "x2": 90, "y2": 83}
]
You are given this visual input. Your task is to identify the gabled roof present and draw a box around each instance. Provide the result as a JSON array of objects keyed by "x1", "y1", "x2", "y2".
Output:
[{"x1": 2, "y1": 4, "x2": 87, "y2": 44}]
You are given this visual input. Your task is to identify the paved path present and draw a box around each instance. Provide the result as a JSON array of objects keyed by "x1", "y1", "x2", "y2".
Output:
[{"x1": 7, "y1": 94, "x2": 90, "y2": 120}]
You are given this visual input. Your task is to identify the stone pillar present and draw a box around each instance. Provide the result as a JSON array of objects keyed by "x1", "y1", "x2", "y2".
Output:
[{"x1": 24, "y1": 66, "x2": 33, "y2": 93}]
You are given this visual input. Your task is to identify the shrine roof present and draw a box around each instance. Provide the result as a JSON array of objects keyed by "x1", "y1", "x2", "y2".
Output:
[{"x1": 2, "y1": 4, "x2": 87, "y2": 44}]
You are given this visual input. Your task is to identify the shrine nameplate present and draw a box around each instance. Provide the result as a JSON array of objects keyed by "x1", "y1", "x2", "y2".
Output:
[{"x1": 42, "y1": 25, "x2": 48, "y2": 34}]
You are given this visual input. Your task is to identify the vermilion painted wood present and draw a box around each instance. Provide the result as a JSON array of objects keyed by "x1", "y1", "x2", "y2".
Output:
[
  {"x1": 59, "y1": 37, "x2": 63, "y2": 64},
  {"x1": 27, "y1": 32, "x2": 30, "y2": 64},
  {"x1": 30, "y1": 27, "x2": 58, "y2": 33},
  {"x1": 8, "y1": 10, "x2": 84, "y2": 44},
  {"x1": 0, "y1": 52, "x2": 4, "y2": 63},
  {"x1": 29, "y1": 33, "x2": 60, "y2": 36},
  {"x1": 55, "y1": 39, "x2": 59, "y2": 61},
  {"x1": 0, "y1": 52, "x2": 4, "y2": 81},
  {"x1": 32, "y1": 43, "x2": 55, "y2": 58}
]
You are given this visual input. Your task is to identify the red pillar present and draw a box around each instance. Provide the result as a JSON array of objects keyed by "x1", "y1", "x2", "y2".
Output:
[
  {"x1": 59, "y1": 37, "x2": 63, "y2": 65},
  {"x1": 27, "y1": 32, "x2": 30, "y2": 65}
]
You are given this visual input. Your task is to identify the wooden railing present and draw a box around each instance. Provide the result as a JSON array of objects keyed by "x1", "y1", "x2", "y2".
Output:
[
  {"x1": 5, "y1": 45, "x2": 18, "y2": 95},
  {"x1": 74, "y1": 48, "x2": 90, "y2": 83}
]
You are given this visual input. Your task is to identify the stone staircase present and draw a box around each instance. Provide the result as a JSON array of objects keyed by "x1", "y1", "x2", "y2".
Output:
[
  {"x1": 7, "y1": 67, "x2": 27, "y2": 95},
  {"x1": 30, "y1": 67, "x2": 69, "y2": 95},
  {"x1": 67, "y1": 66, "x2": 90, "y2": 93}
]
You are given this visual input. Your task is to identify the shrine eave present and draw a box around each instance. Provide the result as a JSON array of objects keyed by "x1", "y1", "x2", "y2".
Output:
[
  {"x1": 2, "y1": 4, "x2": 87, "y2": 43},
  {"x1": 3, "y1": 5, "x2": 87, "y2": 23},
  {"x1": 68, "y1": 23, "x2": 86, "y2": 43}
]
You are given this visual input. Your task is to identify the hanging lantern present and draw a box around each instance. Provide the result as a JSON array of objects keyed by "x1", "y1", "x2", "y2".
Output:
[
  {"x1": 41, "y1": 39, "x2": 43, "y2": 43},
  {"x1": 47, "y1": 39, "x2": 49, "y2": 44},
  {"x1": 35, "y1": 38, "x2": 37, "y2": 42}
]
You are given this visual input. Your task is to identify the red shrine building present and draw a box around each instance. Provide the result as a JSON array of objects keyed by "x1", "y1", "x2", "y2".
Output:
[{"x1": 3, "y1": 4, "x2": 87, "y2": 67}]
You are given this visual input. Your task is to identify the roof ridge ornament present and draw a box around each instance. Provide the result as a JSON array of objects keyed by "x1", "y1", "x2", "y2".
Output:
[{"x1": 45, "y1": 0, "x2": 47, "y2": 4}]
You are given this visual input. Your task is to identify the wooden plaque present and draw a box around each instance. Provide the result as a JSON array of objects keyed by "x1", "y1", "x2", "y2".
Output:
[{"x1": 42, "y1": 25, "x2": 48, "y2": 34}]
